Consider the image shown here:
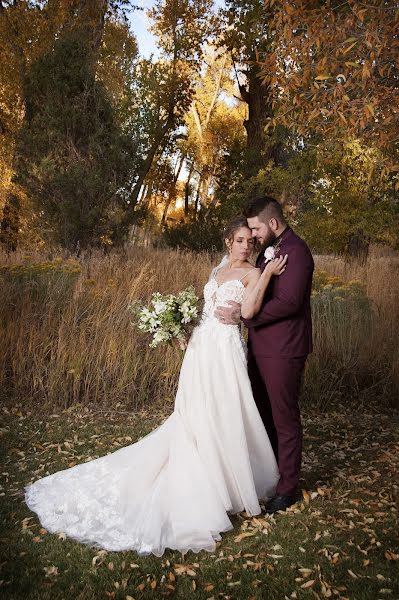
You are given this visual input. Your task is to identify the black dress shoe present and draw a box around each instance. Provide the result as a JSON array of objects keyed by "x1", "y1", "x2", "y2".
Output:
[{"x1": 263, "y1": 494, "x2": 296, "y2": 514}]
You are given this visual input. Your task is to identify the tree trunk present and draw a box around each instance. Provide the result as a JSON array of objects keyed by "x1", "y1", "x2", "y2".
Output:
[
  {"x1": 194, "y1": 175, "x2": 202, "y2": 217},
  {"x1": 199, "y1": 166, "x2": 212, "y2": 211},
  {"x1": 161, "y1": 154, "x2": 185, "y2": 225},
  {"x1": 346, "y1": 234, "x2": 370, "y2": 264},
  {"x1": 184, "y1": 161, "x2": 195, "y2": 216},
  {"x1": 0, "y1": 194, "x2": 20, "y2": 253},
  {"x1": 240, "y1": 65, "x2": 281, "y2": 177}
]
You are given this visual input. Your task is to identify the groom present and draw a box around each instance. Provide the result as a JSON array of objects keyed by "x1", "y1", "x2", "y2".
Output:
[{"x1": 215, "y1": 196, "x2": 314, "y2": 514}]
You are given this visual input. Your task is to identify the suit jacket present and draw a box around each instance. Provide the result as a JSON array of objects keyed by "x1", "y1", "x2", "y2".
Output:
[{"x1": 242, "y1": 227, "x2": 314, "y2": 358}]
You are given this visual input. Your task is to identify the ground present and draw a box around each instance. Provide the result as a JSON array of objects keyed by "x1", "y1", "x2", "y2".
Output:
[{"x1": 0, "y1": 404, "x2": 398, "y2": 600}]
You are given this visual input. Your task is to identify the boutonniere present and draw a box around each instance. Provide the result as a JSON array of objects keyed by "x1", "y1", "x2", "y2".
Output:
[
  {"x1": 264, "y1": 238, "x2": 282, "y2": 263},
  {"x1": 264, "y1": 246, "x2": 276, "y2": 262}
]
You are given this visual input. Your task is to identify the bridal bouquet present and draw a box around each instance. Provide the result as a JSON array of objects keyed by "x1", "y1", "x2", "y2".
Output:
[{"x1": 129, "y1": 287, "x2": 199, "y2": 348}]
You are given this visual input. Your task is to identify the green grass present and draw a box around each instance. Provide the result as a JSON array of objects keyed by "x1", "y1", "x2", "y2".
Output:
[{"x1": 0, "y1": 404, "x2": 398, "y2": 600}]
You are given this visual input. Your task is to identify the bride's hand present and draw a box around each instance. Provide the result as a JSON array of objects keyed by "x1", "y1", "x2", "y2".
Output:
[{"x1": 264, "y1": 254, "x2": 288, "y2": 276}]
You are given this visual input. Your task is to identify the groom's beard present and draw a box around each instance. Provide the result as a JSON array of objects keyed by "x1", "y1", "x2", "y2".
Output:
[{"x1": 254, "y1": 231, "x2": 277, "y2": 253}]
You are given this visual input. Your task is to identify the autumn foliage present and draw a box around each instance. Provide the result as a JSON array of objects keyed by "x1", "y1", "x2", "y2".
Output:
[{"x1": 261, "y1": 0, "x2": 399, "y2": 177}]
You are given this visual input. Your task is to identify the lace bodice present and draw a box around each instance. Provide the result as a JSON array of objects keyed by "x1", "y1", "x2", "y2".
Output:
[{"x1": 202, "y1": 278, "x2": 245, "y2": 324}]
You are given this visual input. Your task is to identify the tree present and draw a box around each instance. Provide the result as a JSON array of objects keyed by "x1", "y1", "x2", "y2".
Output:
[
  {"x1": 184, "y1": 49, "x2": 244, "y2": 214},
  {"x1": 123, "y1": 0, "x2": 215, "y2": 215},
  {"x1": 296, "y1": 138, "x2": 399, "y2": 256},
  {"x1": 14, "y1": 29, "x2": 136, "y2": 250},
  {"x1": 0, "y1": 0, "x2": 140, "y2": 249},
  {"x1": 220, "y1": 0, "x2": 284, "y2": 177},
  {"x1": 260, "y1": 0, "x2": 399, "y2": 176}
]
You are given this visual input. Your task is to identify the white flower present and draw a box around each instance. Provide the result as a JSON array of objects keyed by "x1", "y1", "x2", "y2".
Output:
[
  {"x1": 264, "y1": 246, "x2": 275, "y2": 262},
  {"x1": 152, "y1": 300, "x2": 168, "y2": 314}
]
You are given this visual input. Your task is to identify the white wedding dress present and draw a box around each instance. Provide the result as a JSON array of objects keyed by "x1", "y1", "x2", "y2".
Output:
[{"x1": 24, "y1": 270, "x2": 279, "y2": 556}]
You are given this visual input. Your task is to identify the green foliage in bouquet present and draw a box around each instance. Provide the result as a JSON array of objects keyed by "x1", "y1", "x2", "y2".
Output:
[{"x1": 129, "y1": 287, "x2": 199, "y2": 348}]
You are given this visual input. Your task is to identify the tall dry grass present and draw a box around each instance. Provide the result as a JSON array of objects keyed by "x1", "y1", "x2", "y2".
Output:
[
  {"x1": 310, "y1": 253, "x2": 399, "y2": 407},
  {"x1": 0, "y1": 247, "x2": 398, "y2": 410},
  {"x1": 0, "y1": 248, "x2": 213, "y2": 409}
]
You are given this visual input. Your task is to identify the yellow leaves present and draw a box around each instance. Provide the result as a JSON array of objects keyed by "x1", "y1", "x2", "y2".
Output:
[
  {"x1": 344, "y1": 37, "x2": 358, "y2": 45},
  {"x1": 362, "y1": 62, "x2": 371, "y2": 80},
  {"x1": 315, "y1": 74, "x2": 332, "y2": 81},
  {"x1": 343, "y1": 41, "x2": 358, "y2": 55},
  {"x1": 302, "y1": 489, "x2": 320, "y2": 505},
  {"x1": 234, "y1": 531, "x2": 258, "y2": 543}
]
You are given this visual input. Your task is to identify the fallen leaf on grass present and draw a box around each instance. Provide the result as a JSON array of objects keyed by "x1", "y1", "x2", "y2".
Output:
[
  {"x1": 43, "y1": 566, "x2": 58, "y2": 577},
  {"x1": 347, "y1": 569, "x2": 360, "y2": 578},
  {"x1": 21, "y1": 517, "x2": 33, "y2": 530},
  {"x1": 384, "y1": 551, "x2": 398, "y2": 561},
  {"x1": 92, "y1": 550, "x2": 107, "y2": 566},
  {"x1": 298, "y1": 568, "x2": 313, "y2": 577},
  {"x1": 204, "y1": 583, "x2": 214, "y2": 592},
  {"x1": 234, "y1": 531, "x2": 257, "y2": 543},
  {"x1": 301, "y1": 579, "x2": 315, "y2": 589},
  {"x1": 174, "y1": 564, "x2": 196, "y2": 577}
]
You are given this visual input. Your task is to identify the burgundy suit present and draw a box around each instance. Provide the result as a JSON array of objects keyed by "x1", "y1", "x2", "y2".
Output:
[{"x1": 241, "y1": 227, "x2": 314, "y2": 497}]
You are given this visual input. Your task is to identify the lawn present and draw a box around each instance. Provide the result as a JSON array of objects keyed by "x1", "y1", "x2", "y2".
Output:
[{"x1": 0, "y1": 403, "x2": 398, "y2": 600}]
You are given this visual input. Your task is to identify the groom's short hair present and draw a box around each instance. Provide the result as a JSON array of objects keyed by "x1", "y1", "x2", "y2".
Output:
[{"x1": 243, "y1": 196, "x2": 286, "y2": 225}]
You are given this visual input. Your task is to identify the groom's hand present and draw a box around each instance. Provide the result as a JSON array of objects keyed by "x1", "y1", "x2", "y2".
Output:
[{"x1": 214, "y1": 301, "x2": 241, "y2": 325}]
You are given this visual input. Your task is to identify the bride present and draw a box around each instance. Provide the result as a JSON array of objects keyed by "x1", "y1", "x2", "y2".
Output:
[{"x1": 25, "y1": 216, "x2": 287, "y2": 556}]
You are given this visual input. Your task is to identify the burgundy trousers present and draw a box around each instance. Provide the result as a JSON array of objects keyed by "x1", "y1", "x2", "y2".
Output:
[{"x1": 248, "y1": 351, "x2": 307, "y2": 497}]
